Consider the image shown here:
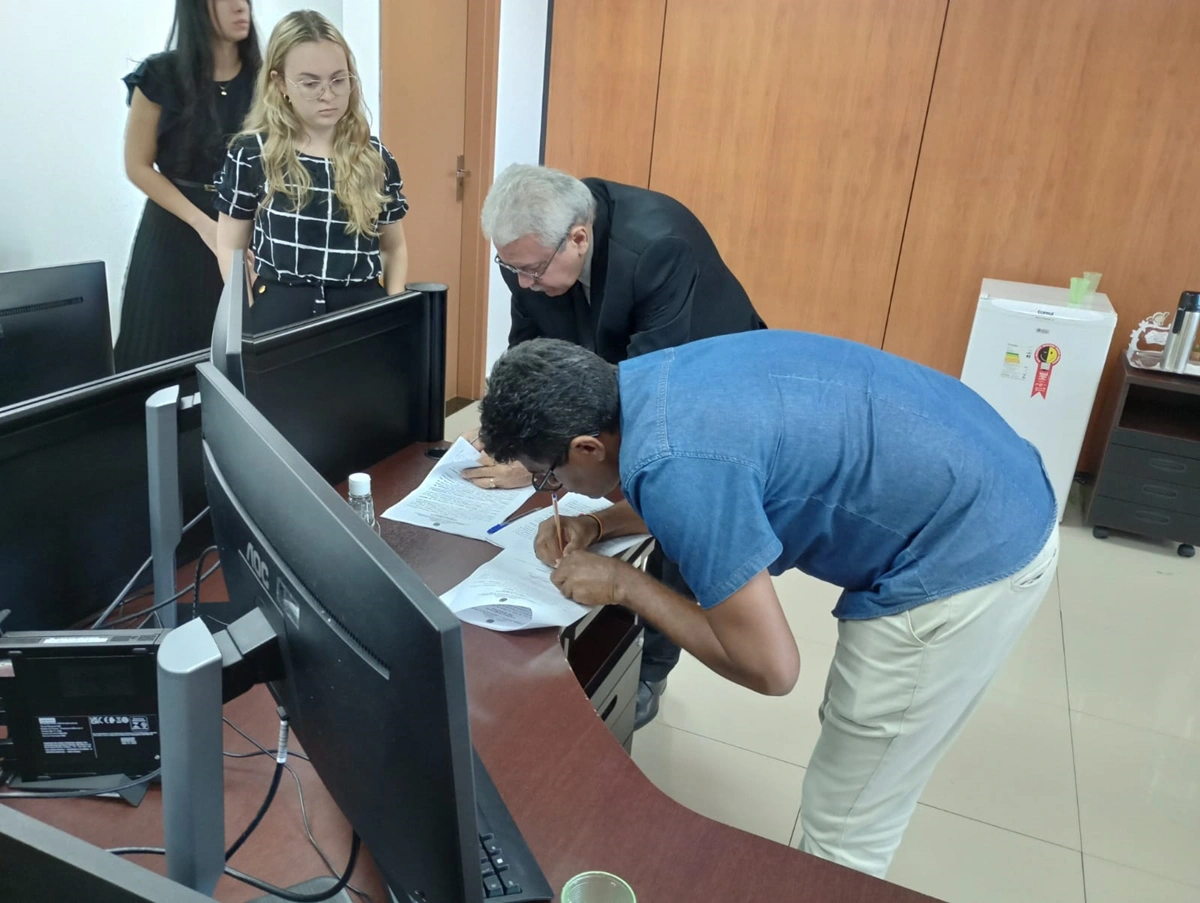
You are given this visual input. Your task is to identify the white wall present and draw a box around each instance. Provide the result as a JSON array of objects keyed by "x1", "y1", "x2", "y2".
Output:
[
  {"x1": 1, "y1": 0, "x2": 540, "y2": 365},
  {"x1": 0, "y1": 0, "x2": 342, "y2": 340},
  {"x1": 486, "y1": 0, "x2": 549, "y2": 372},
  {"x1": 0, "y1": 1, "x2": 173, "y2": 335}
]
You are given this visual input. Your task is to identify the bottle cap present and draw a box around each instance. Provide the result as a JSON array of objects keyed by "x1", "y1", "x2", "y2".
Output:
[
  {"x1": 1178, "y1": 291, "x2": 1200, "y2": 313},
  {"x1": 348, "y1": 473, "x2": 371, "y2": 497}
]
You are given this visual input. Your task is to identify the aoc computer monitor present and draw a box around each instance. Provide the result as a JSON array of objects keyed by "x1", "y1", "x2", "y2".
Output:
[{"x1": 198, "y1": 360, "x2": 479, "y2": 901}]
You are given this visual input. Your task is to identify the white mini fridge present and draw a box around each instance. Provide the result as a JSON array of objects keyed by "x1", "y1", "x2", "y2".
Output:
[{"x1": 960, "y1": 279, "x2": 1118, "y2": 521}]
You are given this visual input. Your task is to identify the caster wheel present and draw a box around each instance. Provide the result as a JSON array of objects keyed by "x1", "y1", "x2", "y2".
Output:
[
  {"x1": 1179, "y1": 544, "x2": 1195, "y2": 558},
  {"x1": 1092, "y1": 526, "x2": 1111, "y2": 540}
]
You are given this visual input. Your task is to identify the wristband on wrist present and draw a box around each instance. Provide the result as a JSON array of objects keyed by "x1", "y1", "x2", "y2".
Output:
[{"x1": 583, "y1": 512, "x2": 605, "y2": 542}]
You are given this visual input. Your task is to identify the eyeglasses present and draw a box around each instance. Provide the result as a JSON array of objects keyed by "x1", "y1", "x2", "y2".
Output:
[
  {"x1": 531, "y1": 467, "x2": 562, "y2": 493},
  {"x1": 530, "y1": 432, "x2": 598, "y2": 491},
  {"x1": 494, "y1": 230, "x2": 570, "y2": 284},
  {"x1": 287, "y1": 74, "x2": 356, "y2": 100}
]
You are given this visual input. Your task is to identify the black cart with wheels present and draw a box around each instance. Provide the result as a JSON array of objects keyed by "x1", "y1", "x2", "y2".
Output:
[{"x1": 1087, "y1": 356, "x2": 1200, "y2": 558}]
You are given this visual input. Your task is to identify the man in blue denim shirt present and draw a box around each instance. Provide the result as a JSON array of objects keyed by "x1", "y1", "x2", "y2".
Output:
[{"x1": 479, "y1": 331, "x2": 1059, "y2": 879}]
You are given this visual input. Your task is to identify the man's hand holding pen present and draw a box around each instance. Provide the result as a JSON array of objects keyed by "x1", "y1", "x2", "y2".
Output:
[
  {"x1": 533, "y1": 514, "x2": 602, "y2": 567},
  {"x1": 551, "y1": 551, "x2": 636, "y2": 609},
  {"x1": 533, "y1": 512, "x2": 640, "y2": 609}
]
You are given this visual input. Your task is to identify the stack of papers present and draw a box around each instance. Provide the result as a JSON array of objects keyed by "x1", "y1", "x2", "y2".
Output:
[
  {"x1": 448, "y1": 494, "x2": 649, "y2": 631},
  {"x1": 486, "y1": 493, "x2": 648, "y2": 559},
  {"x1": 440, "y1": 550, "x2": 579, "y2": 632},
  {"x1": 380, "y1": 438, "x2": 536, "y2": 541},
  {"x1": 380, "y1": 438, "x2": 650, "y2": 632}
]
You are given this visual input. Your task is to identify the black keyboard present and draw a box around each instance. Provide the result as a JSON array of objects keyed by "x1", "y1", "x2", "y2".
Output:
[{"x1": 473, "y1": 750, "x2": 553, "y2": 901}]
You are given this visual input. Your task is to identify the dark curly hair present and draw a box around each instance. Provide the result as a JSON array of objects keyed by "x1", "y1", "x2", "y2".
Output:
[{"x1": 479, "y1": 339, "x2": 620, "y2": 465}]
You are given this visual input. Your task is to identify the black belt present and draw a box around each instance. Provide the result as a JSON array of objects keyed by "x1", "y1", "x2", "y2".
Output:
[
  {"x1": 256, "y1": 279, "x2": 363, "y2": 317},
  {"x1": 170, "y1": 177, "x2": 216, "y2": 192}
]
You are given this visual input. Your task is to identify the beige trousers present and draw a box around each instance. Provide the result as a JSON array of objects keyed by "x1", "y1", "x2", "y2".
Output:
[{"x1": 797, "y1": 527, "x2": 1061, "y2": 878}]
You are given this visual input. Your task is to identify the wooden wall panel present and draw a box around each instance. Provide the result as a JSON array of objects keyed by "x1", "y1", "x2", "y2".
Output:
[
  {"x1": 542, "y1": 0, "x2": 667, "y2": 187},
  {"x1": 883, "y1": 0, "x2": 1200, "y2": 471},
  {"x1": 459, "y1": 0, "x2": 501, "y2": 397},
  {"x1": 648, "y1": 0, "x2": 946, "y2": 344},
  {"x1": 382, "y1": 0, "x2": 468, "y2": 395}
]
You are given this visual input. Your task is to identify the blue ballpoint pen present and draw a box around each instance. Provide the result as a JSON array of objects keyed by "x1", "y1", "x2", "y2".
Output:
[{"x1": 486, "y1": 507, "x2": 537, "y2": 535}]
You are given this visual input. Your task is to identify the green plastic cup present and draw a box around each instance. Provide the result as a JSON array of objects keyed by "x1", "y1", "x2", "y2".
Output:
[
  {"x1": 1068, "y1": 276, "x2": 1089, "y2": 306},
  {"x1": 560, "y1": 872, "x2": 636, "y2": 903}
]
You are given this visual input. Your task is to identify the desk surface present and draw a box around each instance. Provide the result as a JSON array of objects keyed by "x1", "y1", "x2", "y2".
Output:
[{"x1": 7, "y1": 443, "x2": 938, "y2": 902}]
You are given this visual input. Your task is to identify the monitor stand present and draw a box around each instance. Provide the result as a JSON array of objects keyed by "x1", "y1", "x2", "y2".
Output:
[
  {"x1": 157, "y1": 618, "x2": 226, "y2": 893},
  {"x1": 146, "y1": 385, "x2": 199, "y2": 629},
  {"x1": 3, "y1": 773, "x2": 151, "y2": 806},
  {"x1": 157, "y1": 616, "x2": 351, "y2": 901},
  {"x1": 147, "y1": 389, "x2": 238, "y2": 631},
  {"x1": 249, "y1": 877, "x2": 352, "y2": 903}
]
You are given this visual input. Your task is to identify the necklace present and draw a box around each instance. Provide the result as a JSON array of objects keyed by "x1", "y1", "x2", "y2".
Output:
[{"x1": 214, "y1": 61, "x2": 241, "y2": 97}]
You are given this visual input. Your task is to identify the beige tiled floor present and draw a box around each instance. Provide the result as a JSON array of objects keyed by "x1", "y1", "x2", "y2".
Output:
[
  {"x1": 629, "y1": 499, "x2": 1200, "y2": 902},
  {"x1": 447, "y1": 406, "x2": 1200, "y2": 901}
]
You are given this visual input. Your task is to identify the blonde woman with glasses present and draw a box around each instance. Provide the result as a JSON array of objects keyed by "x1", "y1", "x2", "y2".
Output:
[{"x1": 215, "y1": 10, "x2": 408, "y2": 331}]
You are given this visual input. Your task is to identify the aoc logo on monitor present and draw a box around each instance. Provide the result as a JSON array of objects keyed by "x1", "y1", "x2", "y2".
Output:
[{"x1": 241, "y1": 542, "x2": 270, "y2": 593}]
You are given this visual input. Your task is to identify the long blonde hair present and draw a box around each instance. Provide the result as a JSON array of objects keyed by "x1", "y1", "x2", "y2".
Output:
[{"x1": 240, "y1": 10, "x2": 387, "y2": 236}]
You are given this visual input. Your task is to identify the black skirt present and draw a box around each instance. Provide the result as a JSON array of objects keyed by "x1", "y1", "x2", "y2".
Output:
[{"x1": 113, "y1": 186, "x2": 222, "y2": 372}]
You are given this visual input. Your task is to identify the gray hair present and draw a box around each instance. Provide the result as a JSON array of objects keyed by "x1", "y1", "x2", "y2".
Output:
[{"x1": 481, "y1": 164, "x2": 596, "y2": 248}]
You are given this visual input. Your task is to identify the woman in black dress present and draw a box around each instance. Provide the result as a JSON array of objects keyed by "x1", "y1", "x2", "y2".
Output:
[{"x1": 113, "y1": 0, "x2": 261, "y2": 371}]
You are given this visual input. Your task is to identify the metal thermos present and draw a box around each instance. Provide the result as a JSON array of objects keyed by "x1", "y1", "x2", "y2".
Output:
[{"x1": 1160, "y1": 291, "x2": 1200, "y2": 373}]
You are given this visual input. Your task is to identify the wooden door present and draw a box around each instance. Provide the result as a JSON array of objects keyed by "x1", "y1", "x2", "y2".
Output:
[
  {"x1": 382, "y1": 0, "x2": 497, "y2": 401},
  {"x1": 542, "y1": 0, "x2": 667, "y2": 187},
  {"x1": 648, "y1": 0, "x2": 947, "y2": 343},
  {"x1": 882, "y1": 0, "x2": 1200, "y2": 469}
]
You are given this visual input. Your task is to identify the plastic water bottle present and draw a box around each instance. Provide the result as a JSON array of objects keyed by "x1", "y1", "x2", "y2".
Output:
[{"x1": 347, "y1": 473, "x2": 378, "y2": 532}]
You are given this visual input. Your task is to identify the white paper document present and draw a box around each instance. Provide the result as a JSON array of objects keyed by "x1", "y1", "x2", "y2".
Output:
[
  {"x1": 379, "y1": 447, "x2": 651, "y2": 633},
  {"x1": 487, "y1": 493, "x2": 649, "y2": 559},
  {"x1": 379, "y1": 437, "x2": 535, "y2": 541},
  {"x1": 441, "y1": 495, "x2": 652, "y2": 632},
  {"x1": 441, "y1": 549, "x2": 590, "y2": 632}
]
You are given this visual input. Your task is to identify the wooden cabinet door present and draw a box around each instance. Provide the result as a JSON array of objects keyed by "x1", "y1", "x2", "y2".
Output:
[
  {"x1": 543, "y1": 0, "x2": 668, "y2": 187},
  {"x1": 648, "y1": 0, "x2": 947, "y2": 343},
  {"x1": 882, "y1": 0, "x2": 1200, "y2": 469}
]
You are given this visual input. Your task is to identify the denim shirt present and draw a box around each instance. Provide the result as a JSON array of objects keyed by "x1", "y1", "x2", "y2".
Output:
[{"x1": 618, "y1": 331, "x2": 1057, "y2": 619}]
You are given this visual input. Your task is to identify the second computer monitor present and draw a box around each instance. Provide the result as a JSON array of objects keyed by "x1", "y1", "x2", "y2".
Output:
[
  {"x1": 209, "y1": 250, "x2": 247, "y2": 393},
  {"x1": 0, "y1": 261, "x2": 114, "y2": 408},
  {"x1": 0, "y1": 805, "x2": 215, "y2": 903},
  {"x1": 238, "y1": 289, "x2": 445, "y2": 484},
  {"x1": 0, "y1": 351, "x2": 210, "y2": 630}
]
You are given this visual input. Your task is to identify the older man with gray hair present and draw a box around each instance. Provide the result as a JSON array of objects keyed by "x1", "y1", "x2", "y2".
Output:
[{"x1": 462, "y1": 163, "x2": 766, "y2": 729}]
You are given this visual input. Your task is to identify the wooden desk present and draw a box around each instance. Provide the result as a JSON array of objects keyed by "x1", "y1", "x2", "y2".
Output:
[{"x1": 5, "y1": 443, "x2": 938, "y2": 902}]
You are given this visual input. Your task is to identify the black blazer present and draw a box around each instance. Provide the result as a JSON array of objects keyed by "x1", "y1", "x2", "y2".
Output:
[{"x1": 504, "y1": 179, "x2": 765, "y2": 363}]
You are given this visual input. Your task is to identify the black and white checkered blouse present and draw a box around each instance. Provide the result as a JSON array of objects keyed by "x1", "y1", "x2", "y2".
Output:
[{"x1": 215, "y1": 133, "x2": 408, "y2": 286}]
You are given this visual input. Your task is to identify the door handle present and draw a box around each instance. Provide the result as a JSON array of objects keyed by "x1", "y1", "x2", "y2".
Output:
[
  {"x1": 456, "y1": 154, "x2": 470, "y2": 201},
  {"x1": 1141, "y1": 483, "x2": 1179, "y2": 500},
  {"x1": 1134, "y1": 509, "x2": 1172, "y2": 526},
  {"x1": 1149, "y1": 457, "x2": 1188, "y2": 475},
  {"x1": 600, "y1": 693, "x2": 620, "y2": 722}
]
